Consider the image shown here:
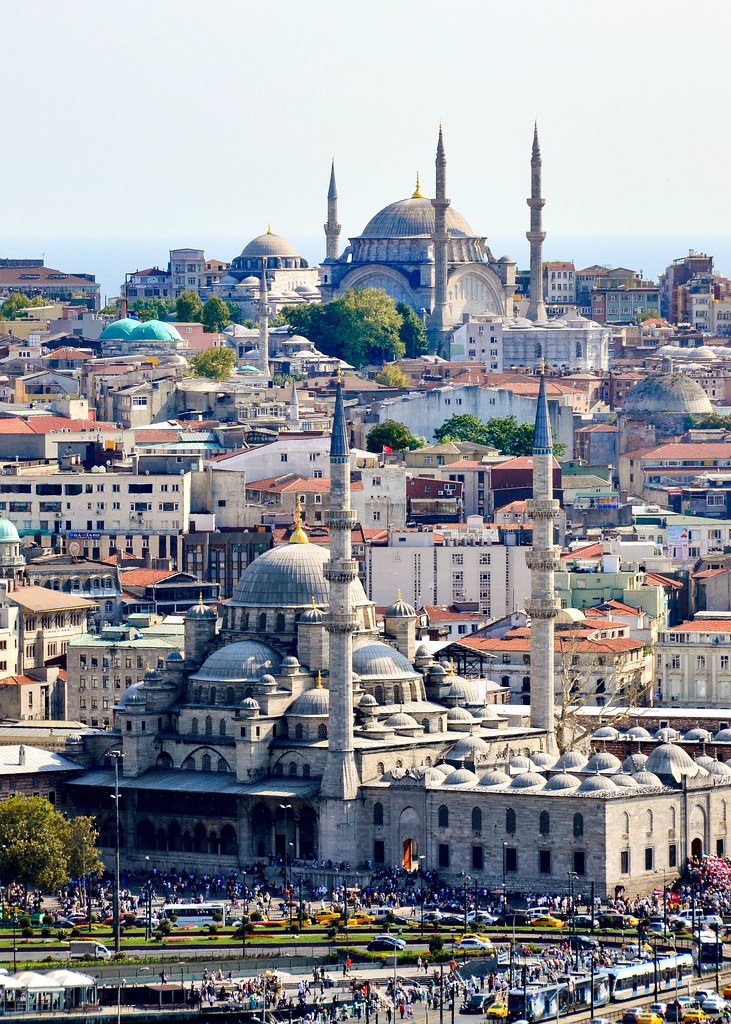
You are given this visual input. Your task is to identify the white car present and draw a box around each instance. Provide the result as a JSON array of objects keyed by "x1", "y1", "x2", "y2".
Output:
[
  {"x1": 702, "y1": 998, "x2": 727, "y2": 1018},
  {"x1": 467, "y1": 910, "x2": 498, "y2": 925},
  {"x1": 456, "y1": 936, "x2": 493, "y2": 950}
]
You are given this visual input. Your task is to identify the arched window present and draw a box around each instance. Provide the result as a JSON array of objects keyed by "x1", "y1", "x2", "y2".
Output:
[
  {"x1": 421, "y1": 719, "x2": 430, "y2": 733},
  {"x1": 226, "y1": 687, "x2": 235, "y2": 705},
  {"x1": 506, "y1": 808, "x2": 516, "y2": 834},
  {"x1": 289, "y1": 762, "x2": 297, "y2": 776},
  {"x1": 205, "y1": 716, "x2": 213, "y2": 736},
  {"x1": 217, "y1": 758, "x2": 229, "y2": 773},
  {"x1": 669, "y1": 806, "x2": 677, "y2": 831},
  {"x1": 276, "y1": 613, "x2": 286, "y2": 633},
  {"x1": 295, "y1": 723, "x2": 303, "y2": 739},
  {"x1": 201, "y1": 754, "x2": 211, "y2": 771},
  {"x1": 210, "y1": 687, "x2": 217, "y2": 704},
  {"x1": 317, "y1": 723, "x2": 328, "y2": 740},
  {"x1": 645, "y1": 809, "x2": 654, "y2": 833},
  {"x1": 219, "y1": 719, "x2": 226, "y2": 736},
  {"x1": 501, "y1": 675, "x2": 510, "y2": 688},
  {"x1": 622, "y1": 811, "x2": 630, "y2": 835},
  {"x1": 393, "y1": 685, "x2": 402, "y2": 703},
  {"x1": 374, "y1": 687, "x2": 384, "y2": 703},
  {"x1": 425, "y1": 756, "x2": 432, "y2": 766},
  {"x1": 191, "y1": 717, "x2": 198, "y2": 735},
  {"x1": 302, "y1": 764, "x2": 310, "y2": 778},
  {"x1": 258, "y1": 612, "x2": 267, "y2": 631},
  {"x1": 377, "y1": 761, "x2": 385, "y2": 776},
  {"x1": 539, "y1": 810, "x2": 550, "y2": 835},
  {"x1": 374, "y1": 802, "x2": 384, "y2": 826},
  {"x1": 396, "y1": 759, "x2": 403, "y2": 768},
  {"x1": 573, "y1": 812, "x2": 584, "y2": 837},
  {"x1": 274, "y1": 762, "x2": 283, "y2": 775},
  {"x1": 471, "y1": 807, "x2": 482, "y2": 832},
  {"x1": 438, "y1": 805, "x2": 449, "y2": 828}
]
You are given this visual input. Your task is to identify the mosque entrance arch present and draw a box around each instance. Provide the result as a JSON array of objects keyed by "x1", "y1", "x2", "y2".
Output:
[
  {"x1": 689, "y1": 804, "x2": 706, "y2": 859},
  {"x1": 691, "y1": 837, "x2": 703, "y2": 859},
  {"x1": 398, "y1": 806, "x2": 421, "y2": 872}
]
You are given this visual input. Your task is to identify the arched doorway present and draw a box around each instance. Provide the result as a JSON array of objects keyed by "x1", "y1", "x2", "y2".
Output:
[
  {"x1": 690, "y1": 804, "x2": 706, "y2": 860},
  {"x1": 691, "y1": 837, "x2": 703, "y2": 859},
  {"x1": 403, "y1": 838, "x2": 418, "y2": 872},
  {"x1": 398, "y1": 806, "x2": 421, "y2": 872},
  {"x1": 251, "y1": 803, "x2": 271, "y2": 859}
]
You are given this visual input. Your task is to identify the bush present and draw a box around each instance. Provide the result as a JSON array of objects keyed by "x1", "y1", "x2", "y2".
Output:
[
  {"x1": 289, "y1": 923, "x2": 300, "y2": 934},
  {"x1": 123, "y1": 913, "x2": 137, "y2": 926},
  {"x1": 157, "y1": 918, "x2": 172, "y2": 936},
  {"x1": 41, "y1": 927, "x2": 51, "y2": 938},
  {"x1": 212, "y1": 912, "x2": 223, "y2": 923},
  {"x1": 249, "y1": 911, "x2": 263, "y2": 922},
  {"x1": 42, "y1": 915, "x2": 54, "y2": 926},
  {"x1": 207, "y1": 924, "x2": 219, "y2": 935},
  {"x1": 21, "y1": 927, "x2": 33, "y2": 939},
  {"x1": 428, "y1": 935, "x2": 444, "y2": 954},
  {"x1": 19, "y1": 916, "x2": 31, "y2": 930},
  {"x1": 70, "y1": 928, "x2": 83, "y2": 938}
]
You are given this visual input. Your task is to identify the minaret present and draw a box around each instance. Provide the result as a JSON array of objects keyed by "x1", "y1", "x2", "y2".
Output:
[
  {"x1": 428, "y1": 125, "x2": 451, "y2": 353},
  {"x1": 287, "y1": 379, "x2": 300, "y2": 429},
  {"x1": 258, "y1": 253, "x2": 269, "y2": 377},
  {"x1": 525, "y1": 124, "x2": 547, "y2": 323},
  {"x1": 320, "y1": 371, "x2": 360, "y2": 859},
  {"x1": 324, "y1": 160, "x2": 341, "y2": 262},
  {"x1": 525, "y1": 370, "x2": 560, "y2": 752}
]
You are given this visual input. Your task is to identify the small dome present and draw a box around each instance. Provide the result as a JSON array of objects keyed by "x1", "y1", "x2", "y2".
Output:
[
  {"x1": 0, "y1": 518, "x2": 20, "y2": 543},
  {"x1": 258, "y1": 673, "x2": 276, "y2": 688},
  {"x1": 385, "y1": 711, "x2": 419, "y2": 729},
  {"x1": 622, "y1": 752, "x2": 648, "y2": 772},
  {"x1": 353, "y1": 640, "x2": 418, "y2": 680},
  {"x1": 240, "y1": 696, "x2": 260, "y2": 714},
  {"x1": 447, "y1": 706, "x2": 475, "y2": 724},
  {"x1": 99, "y1": 317, "x2": 141, "y2": 341},
  {"x1": 645, "y1": 742, "x2": 705, "y2": 781},
  {"x1": 442, "y1": 766, "x2": 479, "y2": 786},
  {"x1": 708, "y1": 759, "x2": 731, "y2": 777},
  {"x1": 478, "y1": 768, "x2": 511, "y2": 787},
  {"x1": 186, "y1": 599, "x2": 216, "y2": 620},
  {"x1": 429, "y1": 663, "x2": 447, "y2": 677},
  {"x1": 434, "y1": 762, "x2": 455, "y2": 776},
  {"x1": 359, "y1": 693, "x2": 378, "y2": 708},
  {"x1": 119, "y1": 684, "x2": 146, "y2": 707},
  {"x1": 446, "y1": 735, "x2": 490, "y2": 762},
  {"x1": 240, "y1": 231, "x2": 300, "y2": 259},
  {"x1": 446, "y1": 676, "x2": 480, "y2": 704},
  {"x1": 585, "y1": 750, "x2": 621, "y2": 773},
  {"x1": 166, "y1": 650, "x2": 184, "y2": 662},
  {"x1": 544, "y1": 772, "x2": 581, "y2": 791},
  {"x1": 626, "y1": 726, "x2": 652, "y2": 740},
  {"x1": 592, "y1": 726, "x2": 619, "y2": 740},
  {"x1": 632, "y1": 769, "x2": 663, "y2": 787},
  {"x1": 578, "y1": 774, "x2": 616, "y2": 793},
  {"x1": 385, "y1": 595, "x2": 416, "y2": 617},
  {"x1": 142, "y1": 666, "x2": 163, "y2": 685},
  {"x1": 288, "y1": 686, "x2": 330, "y2": 716},
  {"x1": 715, "y1": 729, "x2": 731, "y2": 742},
  {"x1": 415, "y1": 644, "x2": 432, "y2": 660},
  {"x1": 684, "y1": 727, "x2": 712, "y2": 742},
  {"x1": 554, "y1": 749, "x2": 589, "y2": 771},
  {"x1": 510, "y1": 771, "x2": 545, "y2": 789},
  {"x1": 480, "y1": 705, "x2": 499, "y2": 721},
  {"x1": 510, "y1": 754, "x2": 535, "y2": 774},
  {"x1": 695, "y1": 754, "x2": 716, "y2": 769},
  {"x1": 128, "y1": 319, "x2": 183, "y2": 342},
  {"x1": 655, "y1": 727, "x2": 679, "y2": 741},
  {"x1": 612, "y1": 773, "x2": 639, "y2": 789},
  {"x1": 281, "y1": 655, "x2": 299, "y2": 667},
  {"x1": 299, "y1": 605, "x2": 324, "y2": 624},
  {"x1": 193, "y1": 640, "x2": 281, "y2": 682},
  {"x1": 531, "y1": 752, "x2": 556, "y2": 768},
  {"x1": 623, "y1": 371, "x2": 712, "y2": 416}
]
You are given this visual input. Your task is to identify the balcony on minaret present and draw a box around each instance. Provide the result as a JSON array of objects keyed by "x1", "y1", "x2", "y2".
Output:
[
  {"x1": 327, "y1": 509, "x2": 357, "y2": 529},
  {"x1": 526, "y1": 498, "x2": 560, "y2": 519}
]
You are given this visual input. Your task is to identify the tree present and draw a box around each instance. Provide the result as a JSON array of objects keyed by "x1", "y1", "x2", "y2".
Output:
[
  {"x1": 175, "y1": 291, "x2": 202, "y2": 323},
  {"x1": 67, "y1": 815, "x2": 104, "y2": 881},
  {"x1": 375, "y1": 364, "x2": 410, "y2": 388},
  {"x1": 685, "y1": 411, "x2": 731, "y2": 431},
  {"x1": 396, "y1": 302, "x2": 428, "y2": 358},
  {"x1": 434, "y1": 413, "x2": 566, "y2": 458},
  {"x1": 188, "y1": 346, "x2": 236, "y2": 380},
  {"x1": 366, "y1": 420, "x2": 426, "y2": 452},
  {"x1": 202, "y1": 296, "x2": 231, "y2": 334},
  {"x1": 0, "y1": 294, "x2": 31, "y2": 320},
  {"x1": 225, "y1": 301, "x2": 242, "y2": 325},
  {"x1": 0, "y1": 796, "x2": 73, "y2": 898},
  {"x1": 99, "y1": 303, "x2": 118, "y2": 316},
  {"x1": 131, "y1": 297, "x2": 174, "y2": 322}
]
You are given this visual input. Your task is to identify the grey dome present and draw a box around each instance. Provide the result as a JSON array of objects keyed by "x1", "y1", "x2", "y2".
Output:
[
  {"x1": 478, "y1": 768, "x2": 511, "y2": 787},
  {"x1": 434, "y1": 762, "x2": 455, "y2": 776},
  {"x1": 415, "y1": 643, "x2": 432, "y2": 660},
  {"x1": 420, "y1": 766, "x2": 445, "y2": 784},
  {"x1": 578, "y1": 774, "x2": 616, "y2": 793},
  {"x1": 385, "y1": 596, "x2": 416, "y2": 617},
  {"x1": 385, "y1": 711, "x2": 419, "y2": 729},
  {"x1": 120, "y1": 684, "x2": 146, "y2": 706},
  {"x1": 299, "y1": 606, "x2": 324, "y2": 623},
  {"x1": 531, "y1": 752, "x2": 556, "y2": 768},
  {"x1": 143, "y1": 666, "x2": 163, "y2": 684},
  {"x1": 655, "y1": 727, "x2": 679, "y2": 741},
  {"x1": 355, "y1": 196, "x2": 483, "y2": 263},
  {"x1": 684, "y1": 728, "x2": 712, "y2": 742},
  {"x1": 166, "y1": 650, "x2": 184, "y2": 662},
  {"x1": 352, "y1": 640, "x2": 418, "y2": 679},
  {"x1": 192, "y1": 640, "x2": 281, "y2": 682},
  {"x1": 446, "y1": 676, "x2": 480, "y2": 704},
  {"x1": 622, "y1": 752, "x2": 648, "y2": 772},
  {"x1": 632, "y1": 769, "x2": 663, "y2": 787},
  {"x1": 544, "y1": 772, "x2": 581, "y2": 791},
  {"x1": 623, "y1": 372, "x2": 712, "y2": 416},
  {"x1": 186, "y1": 600, "x2": 216, "y2": 620},
  {"x1": 592, "y1": 726, "x2": 619, "y2": 740},
  {"x1": 446, "y1": 705, "x2": 475, "y2": 723},
  {"x1": 585, "y1": 750, "x2": 621, "y2": 773},
  {"x1": 241, "y1": 696, "x2": 260, "y2": 711},
  {"x1": 282, "y1": 655, "x2": 299, "y2": 667},
  {"x1": 612, "y1": 773, "x2": 639, "y2": 788},
  {"x1": 231, "y1": 541, "x2": 368, "y2": 610},
  {"x1": 359, "y1": 693, "x2": 378, "y2": 708},
  {"x1": 715, "y1": 729, "x2": 731, "y2": 742},
  {"x1": 554, "y1": 749, "x2": 589, "y2": 771},
  {"x1": 429, "y1": 663, "x2": 447, "y2": 677},
  {"x1": 259, "y1": 673, "x2": 276, "y2": 688},
  {"x1": 510, "y1": 771, "x2": 545, "y2": 789},
  {"x1": 695, "y1": 754, "x2": 716, "y2": 769},
  {"x1": 645, "y1": 742, "x2": 705, "y2": 782},
  {"x1": 288, "y1": 686, "x2": 330, "y2": 716},
  {"x1": 442, "y1": 766, "x2": 479, "y2": 786},
  {"x1": 626, "y1": 726, "x2": 652, "y2": 740},
  {"x1": 446, "y1": 735, "x2": 490, "y2": 762},
  {"x1": 510, "y1": 754, "x2": 534, "y2": 774},
  {"x1": 707, "y1": 759, "x2": 731, "y2": 776},
  {"x1": 240, "y1": 231, "x2": 300, "y2": 259}
]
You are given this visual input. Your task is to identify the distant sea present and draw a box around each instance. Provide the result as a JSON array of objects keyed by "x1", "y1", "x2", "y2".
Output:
[{"x1": 3, "y1": 234, "x2": 731, "y2": 307}]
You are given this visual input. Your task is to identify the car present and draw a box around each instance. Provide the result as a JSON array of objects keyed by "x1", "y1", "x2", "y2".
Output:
[
  {"x1": 53, "y1": 917, "x2": 75, "y2": 928},
  {"x1": 367, "y1": 935, "x2": 406, "y2": 952},
  {"x1": 455, "y1": 935, "x2": 494, "y2": 950},
  {"x1": 467, "y1": 910, "x2": 498, "y2": 925},
  {"x1": 701, "y1": 1000, "x2": 726, "y2": 1019},
  {"x1": 569, "y1": 934, "x2": 599, "y2": 950},
  {"x1": 693, "y1": 993, "x2": 715, "y2": 1007},
  {"x1": 573, "y1": 914, "x2": 600, "y2": 930},
  {"x1": 649, "y1": 1003, "x2": 667, "y2": 1018},
  {"x1": 669, "y1": 915, "x2": 693, "y2": 932},
  {"x1": 531, "y1": 914, "x2": 564, "y2": 928},
  {"x1": 622, "y1": 1010, "x2": 645, "y2": 1024},
  {"x1": 682, "y1": 1011, "x2": 709, "y2": 1024},
  {"x1": 486, "y1": 1004, "x2": 508, "y2": 1020},
  {"x1": 622, "y1": 941, "x2": 653, "y2": 957},
  {"x1": 702, "y1": 915, "x2": 723, "y2": 930},
  {"x1": 441, "y1": 914, "x2": 468, "y2": 926},
  {"x1": 496, "y1": 913, "x2": 532, "y2": 927},
  {"x1": 590, "y1": 1018, "x2": 612, "y2": 1024},
  {"x1": 352, "y1": 914, "x2": 375, "y2": 925},
  {"x1": 637, "y1": 1013, "x2": 663, "y2": 1024},
  {"x1": 460, "y1": 994, "x2": 492, "y2": 1015},
  {"x1": 423, "y1": 910, "x2": 445, "y2": 923}
]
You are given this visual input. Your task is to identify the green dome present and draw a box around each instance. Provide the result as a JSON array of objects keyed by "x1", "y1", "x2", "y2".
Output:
[
  {"x1": 128, "y1": 319, "x2": 183, "y2": 342},
  {"x1": 99, "y1": 317, "x2": 142, "y2": 341},
  {"x1": 0, "y1": 519, "x2": 20, "y2": 543}
]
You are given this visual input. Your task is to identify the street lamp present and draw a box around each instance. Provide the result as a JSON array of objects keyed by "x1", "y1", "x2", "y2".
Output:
[
  {"x1": 502, "y1": 842, "x2": 508, "y2": 892},
  {"x1": 461, "y1": 871, "x2": 471, "y2": 935},
  {"x1": 418, "y1": 856, "x2": 426, "y2": 934},
  {"x1": 279, "y1": 804, "x2": 291, "y2": 894},
  {"x1": 144, "y1": 856, "x2": 152, "y2": 942},
  {"x1": 109, "y1": 750, "x2": 125, "y2": 956},
  {"x1": 567, "y1": 871, "x2": 579, "y2": 970},
  {"x1": 288, "y1": 844, "x2": 294, "y2": 926}
]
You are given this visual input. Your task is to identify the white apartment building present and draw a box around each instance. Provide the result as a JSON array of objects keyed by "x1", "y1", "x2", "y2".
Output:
[
  {"x1": 365, "y1": 524, "x2": 530, "y2": 618},
  {"x1": 544, "y1": 261, "x2": 576, "y2": 307},
  {"x1": 170, "y1": 248, "x2": 205, "y2": 298},
  {"x1": 655, "y1": 614, "x2": 731, "y2": 707}
]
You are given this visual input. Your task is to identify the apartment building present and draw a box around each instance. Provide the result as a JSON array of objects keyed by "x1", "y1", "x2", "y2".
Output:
[{"x1": 654, "y1": 614, "x2": 731, "y2": 707}]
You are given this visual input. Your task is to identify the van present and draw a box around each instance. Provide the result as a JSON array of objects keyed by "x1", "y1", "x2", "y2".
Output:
[{"x1": 69, "y1": 941, "x2": 112, "y2": 960}]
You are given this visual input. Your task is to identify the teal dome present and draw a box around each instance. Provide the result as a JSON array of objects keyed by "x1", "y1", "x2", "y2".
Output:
[
  {"x1": 99, "y1": 317, "x2": 141, "y2": 341},
  {"x1": 0, "y1": 519, "x2": 20, "y2": 543},
  {"x1": 128, "y1": 319, "x2": 183, "y2": 342}
]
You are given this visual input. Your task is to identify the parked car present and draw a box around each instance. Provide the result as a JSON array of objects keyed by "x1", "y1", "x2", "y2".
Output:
[
  {"x1": 461, "y1": 994, "x2": 492, "y2": 1015},
  {"x1": 455, "y1": 934, "x2": 494, "y2": 950},
  {"x1": 682, "y1": 1010, "x2": 709, "y2": 1024},
  {"x1": 367, "y1": 935, "x2": 406, "y2": 951},
  {"x1": 531, "y1": 914, "x2": 564, "y2": 928},
  {"x1": 496, "y1": 913, "x2": 532, "y2": 927},
  {"x1": 622, "y1": 1008, "x2": 644, "y2": 1024},
  {"x1": 486, "y1": 1004, "x2": 508, "y2": 1020},
  {"x1": 467, "y1": 910, "x2": 498, "y2": 925},
  {"x1": 569, "y1": 934, "x2": 599, "y2": 950},
  {"x1": 573, "y1": 914, "x2": 600, "y2": 930},
  {"x1": 637, "y1": 1013, "x2": 663, "y2": 1024},
  {"x1": 701, "y1": 999, "x2": 727, "y2": 1019},
  {"x1": 648, "y1": 1003, "x2": 667, "y2": 1018}
]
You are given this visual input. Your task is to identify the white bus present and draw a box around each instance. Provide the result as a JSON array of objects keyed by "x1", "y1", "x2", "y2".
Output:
[{"x1": 161, "y1": 902, "x2": 226, "y2": 927}]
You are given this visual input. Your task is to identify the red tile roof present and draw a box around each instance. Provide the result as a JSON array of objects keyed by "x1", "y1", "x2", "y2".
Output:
[
  {"x1": 666, "y1": 619, "x2": 731, "y2": 632},
  {"x1": 692, "y1": 568, "x2": 731, "y2": 579},
  {"x1": 644, "y1": 443, "x2": 731, "y2": 460},
  {"x1": 119, "y1": 568, "x2": 176, "y2": 586},
  {"x1": 644, "y1": 572, "x2": 683, "y2": 590},
  {"x1": 459, "y1": 633, "x2": 643, "y2": 654},
  {"x1": 561, "y1": 543, "x2": 604, "y2": 561},
  {"x1": 0, "y1": 415, "x2": 108, "y2": 434},
  {"x1": 422, "y1": 605, "x2": 484, "y2": 621}
]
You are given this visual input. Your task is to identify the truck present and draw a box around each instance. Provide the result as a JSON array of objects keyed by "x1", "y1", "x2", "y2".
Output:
[{"x1": 69, "y1": 941, "x2": 112, "y2": 960}]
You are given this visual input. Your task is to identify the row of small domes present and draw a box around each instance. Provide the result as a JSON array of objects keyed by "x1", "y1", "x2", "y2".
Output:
[{"x1": 593, "y1": 724, "x2": 731, "y2": 743}]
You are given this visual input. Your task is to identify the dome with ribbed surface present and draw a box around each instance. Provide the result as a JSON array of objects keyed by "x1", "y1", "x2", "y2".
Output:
[
  {"x1": 352, "y1": 640, "x2": 418, "y2": 679},
  {"x1": 585, "y1": 750, "x2": 621, "y2": 773},
  {"x1": 544, "y1": 772, "x2": 581, "y2": 791},
  {"x1": 434, "y1": 763, "x2": 455, "y2": 776},
  {"x1": 531, "y1": 752, "x2": 556, "y2": 769},
  {"x1": 240, "y1": 231, "x2": 300, "y2": 259},
  {"x1": 655, "y1": 727, "x2": 679, "y2": 741},
  {"x1": 612, "y1": 773, "x2": 639, "y2": 788},
  {"x1": 446, "y1": 736, "x2": 490, "y2": 763},
  {"x1": 478, "y1": 768, "x2": 511, "y2": 787},
  {"x1": 352, "y1": 196, "x2": 484, "y2": 264},
  {"x1": 645, "y1": 742, "x2": 705, "y2": 782},
  {"x1": 510, "y1": 771, "x2": 545, "y2": 789},
  {"x1": 442, "y1": 766, "x2": 479, "y2": 786},
  {"x1": 192, "y1": 640, "x2": 281, "y2": 682},
  {"x1": 230, "y1": 542, "x2": 368, "y2": 610},
  {"x1": 708, "y1": 759, "x2": 731, "y2": 776},
  {"x1": 592, "y1": 726, "x2": 619, "y2": 740},
  {"x1": 684, "y1": 728, "x2": 712, "y2": 742},
  {"x1": 510, "y1": 754, "x2": 535, "y2": 774},
  {"x1": 385, "y1": 596, "x2": 416, "y2": 617},
  {"x1": 623, "y1": 752, "x2": 648, "y2": 772},
  {"x1": 623, "y1": 372, "x2": 712, "y2": 416},
  {"x1": 554, "y1": 749, "x2": 589, "y2": 771},
  {"x1": 632, "y1": 769, "x2": 663, "y2": 787},
  {"x1": 447, "y1": 706, "x2": 475, "y2": 724},
  {"x1": 578, "y1": 774, "x2": 616, "y2": 793},
  {"x1": 626, "y1": 726, "x2": 652, "y2": 739},
  {"x1": 288, "y1": 686, "x2": 330, "y2": 716},
  {"x1": 715, "y1": 729, "x2": 731, "y2": 742},
  {"x1": 385, "y1": 711, "x2": 420, "y2": 729}
]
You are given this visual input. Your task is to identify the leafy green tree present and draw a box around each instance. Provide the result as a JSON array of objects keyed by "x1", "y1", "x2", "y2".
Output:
[
  {"x1": 100, "y1": 303, "x2": 118, "y2": 316},
  {"x1": 375, "y1": 365, "x2": 410, "y2": 388},
  {"x1": 67, "y1": 816, "x2": 104, "y2": 881},
  {"x1": 202, "y1": 296, "x2": 231, "y2": 333},
  {"x1": 225, "y1": 301, "x2": 242, "y2": 325},
  {"x1": 685, "y1": 411, "x2": 731, "y2": 430},
  {"x1": 435, "y1": 413, "x2": 566, "y2": 457},
  {"x1": 0, "y1": 294, "x2": 32, "y2": 320},
  {"x1": 0, "y1": 796, "x2": 73, "y2": 898},
  {"x1": 366, "y1": 420, "x2": 426, "y2": 452},
  {"x1": 175, "y1": 291, "x2": 203, "y2": 323},
  {"x1": 131, "y1": 297, "x2": 174, "y2": 322},
  {"x1": 396, "y1": 302, "x2": 428, "y2": 358},
  {"x1": 188, "y1": 346, "x2": 236, "y2": 380},
  {"x1": 434, "y1": 414, "x2": 491, "y2": 445}
]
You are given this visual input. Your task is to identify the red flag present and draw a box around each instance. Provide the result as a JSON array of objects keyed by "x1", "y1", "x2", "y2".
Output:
[{"x1": 382, "y1": 445, "x2": 393, "y2": 453}]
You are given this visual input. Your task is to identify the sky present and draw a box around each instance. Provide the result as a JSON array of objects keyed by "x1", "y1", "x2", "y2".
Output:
[{"x1": 3, "y1": 0, "x2": 731, "y2": 298}]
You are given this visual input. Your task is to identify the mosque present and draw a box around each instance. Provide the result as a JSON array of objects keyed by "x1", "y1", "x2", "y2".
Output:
[{"x1": 61, "y1": 376, "x2": 731, "y2": 899}]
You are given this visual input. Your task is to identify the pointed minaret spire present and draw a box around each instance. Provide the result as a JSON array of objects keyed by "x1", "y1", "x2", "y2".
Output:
[
  {"x1": 258, "y1": 256, "x2": 270, "y2": 378},
  {"x1": 526, "y1": 123, "x2": 547, "y2": 323},
  {"x1": 287, "y1": 378, "x2": 300, "y2": 428},
  {"x1": 428, "y1": 124, "x2": 451, "y2": 354},
  {"x1": 324, "y1": 159, "x2": 341, "y2": 262},
  {"x1": 525, "y1": 366, "x2": 559, "y2": 752}
]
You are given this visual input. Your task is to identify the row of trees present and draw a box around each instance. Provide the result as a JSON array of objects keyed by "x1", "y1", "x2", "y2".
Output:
[
  {"x1": 366, "y1": 413, "x2": 566, "y2": 458},
  {"x1": 277, "y1": 289, "x2": 428, "y2": 369},
  {"x1": 0, "y1": 294, "x2": 49, "y2": 320},
  {"x1": 175, "y1": 291, "x2": 252, "y2": 334}
]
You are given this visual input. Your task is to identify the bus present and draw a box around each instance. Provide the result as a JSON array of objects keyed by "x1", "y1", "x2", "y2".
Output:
[
  {"x1": 698, "y1": 930, "x2": 723, "y2": 967},
  {"x1": 605, "y1": 952, "x2": 693, "y2": 1001},
  {"x1": 507, "y1": 971, "x2": 610, "y2": 1022},
  {"x1": 161, "y1": 902, "x2": 227, "y2": 927}
]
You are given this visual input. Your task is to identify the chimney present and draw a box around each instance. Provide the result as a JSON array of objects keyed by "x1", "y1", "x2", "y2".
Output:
[{"x1": 18, "y1": 745, "x2": 25, "y2": 766}]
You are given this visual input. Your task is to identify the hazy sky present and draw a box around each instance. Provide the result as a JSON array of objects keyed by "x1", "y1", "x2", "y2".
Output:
[{"x1": 4, "y1": 0, "x2": 731, "y2": 264}]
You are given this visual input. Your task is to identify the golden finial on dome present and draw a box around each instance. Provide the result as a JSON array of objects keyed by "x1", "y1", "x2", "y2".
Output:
[
  {"x1": 411, "y1": 172, "x2": 424, "y2": 199},
  {"x1": 311, "y1": 596, "x2": 316, "y2": 609},
  {"x1": 541, "y1": 355, "x2": 545, "y2": 375},
  {"x1": 397, "y1": 588, "x2": 402, "y2": 602},
  {"x1": 448, "y1": 659, "x2": 456, "y2": 675},
  {"x1": 336, "y1": 362, "x2": 342, "y2": 385},
  {"x1": 199, "y1": 591, "x2": 203, "y2": 605},
  {"x1": 289, "y1": 494, "x2": 309, "y2": 544},
  {"x1": 267, "y1": 224, "x2": 272, "y2": 234},
  {"x1": 316, "y1": 670, "x2": 323, "y2": 688}
]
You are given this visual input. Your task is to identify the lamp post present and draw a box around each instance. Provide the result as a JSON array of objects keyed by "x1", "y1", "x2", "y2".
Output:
[
  {"x1": 502, "y1": 843, "x2": 508, "y2": 892},
  {"x1": 279, "y1": 804, "x2": 292, "y2": 918},
  {"x1": 461, "y1": 872, "x2": 471, "y2": 938},
  {"x1": 567, "y1": 871, "x2": 579, "y2": 970},
  {"x1": 419, "y1": 856, "x2": 426, "y2": 935},
  {"x1": 109, "y1": 750, "x2": 125, "y2": 956}
]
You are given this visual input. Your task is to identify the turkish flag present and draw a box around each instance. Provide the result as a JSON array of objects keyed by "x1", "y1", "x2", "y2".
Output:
[{"x1": 382, "y1": 445, "x2": 393, "y2": 453}]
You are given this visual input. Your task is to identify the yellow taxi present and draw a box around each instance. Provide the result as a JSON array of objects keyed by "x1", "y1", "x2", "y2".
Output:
[
  {"x1": 352, "y1": 913, "x2": 375, "y2": 925},
  {"x1": 723, "y1": 987, "x2": 731, "y2": 1000},
  {"x1": 637, "y1": 1013, "x2": 663, "y2": 1024},
  {"x1": 486, "y1": 1004, "x2": 508, "y2": 1019},
  {"x1": 683, "y1": 1011, "x2": 709, "y2": 1024},
  {"x1": 315, "y1": 911, "x2": 338, "y2": 924},
  {"x1": 532, "y1": 914, "x2": 564, "y2": 928}
]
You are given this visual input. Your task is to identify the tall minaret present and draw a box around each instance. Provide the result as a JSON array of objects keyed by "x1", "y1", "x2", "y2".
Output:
[
  {"x1": 287, "y1": 378, "x2": 300, "y2": 429},
  {"x1": 320, "y1": 373, "x2": 360, "y2": 860},
  {"x1": 525, "y1": 371, "x2": 560, "y2": 752},
  {"x1": 324, "y1": 160, "x2": 341, "y2": 262},
  {"x1": 258, "y1": 254, "x2": 269, "y2": 377},
  {"x1": 428, "y1": 125, "x2": 451, "y2": 353},
  {"x1": 525, "y1": 124, "x2": 547, "y2": 323}
]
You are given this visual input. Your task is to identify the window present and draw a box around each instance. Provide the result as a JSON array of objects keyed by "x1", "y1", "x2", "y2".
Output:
[
  {"x1": 374, "y1": 840, "x2": 385, "y2": 864},
  {"x1": 645, "y1": 847, "x2": 654, "y2": 870},
  {"x1": 621, "y1": 850, "x2": 630, "y2": 874},
  {"x1": 373, "y1": 802, "x2": 383, "y2": 826},
  {"x1": 539, "y1": 850, "x2": 551, "y2": 874},
  {"x1": 317, "y1": 723, "x2": 328, "y2": 740},
  {"x1": 506, "y1": 808, "x2": 516, "y2": 834},
  {"x1": 504, "y1": 847, "x2": 517, "y2": 872},
  {"x1": 539, "y1": 811, "x2": 550, "y2": 835},
  {"x1": 438, "y1": 843, "x2": 449, "y2": 868},
  {"x1": 471, "y1": 807, "x2": 482, "y2": 833},
  {"x1": 573, "y1": 812, "x2": 584, "y2": 837},
  {"x1": 438, "y1": 805, "x2": 449, "y2": 828},
  {"x1": 668, "y1": 843, "x2": 677, "y2": 868},
  {"x1": 472, "y1": 846, "x2": 483, "y2": 871},
  {"x1": 573, "y1": 851, "x2": 585, "y2": 876},
  {"x1": 717, "y1": 838, "x2": 725, "y2": 857}
]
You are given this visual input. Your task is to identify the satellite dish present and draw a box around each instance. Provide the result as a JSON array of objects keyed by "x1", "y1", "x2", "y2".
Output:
[{"x1": 68, "y1": 541, "x2": 82, "y2": 557}]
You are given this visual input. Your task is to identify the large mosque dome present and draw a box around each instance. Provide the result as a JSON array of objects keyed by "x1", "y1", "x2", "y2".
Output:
[
  {"x1": 229, "y1": 542, "x2": 367, "y2": 610},
  {"x1": 361, "y1": 196, "x2": 476, "y2": 241},
  {"x1": 623, "y1": 372, "x2": 712, "y2": 417},
  {"x1": 231, "y1": 228, "x2": 309, "y2": 273},
  {"x1": 191, "y1": 640, "x2": 282, "y2": 683},
  {"x1": 241, "y1": 232, "x2": 300, "y2": 260}
]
